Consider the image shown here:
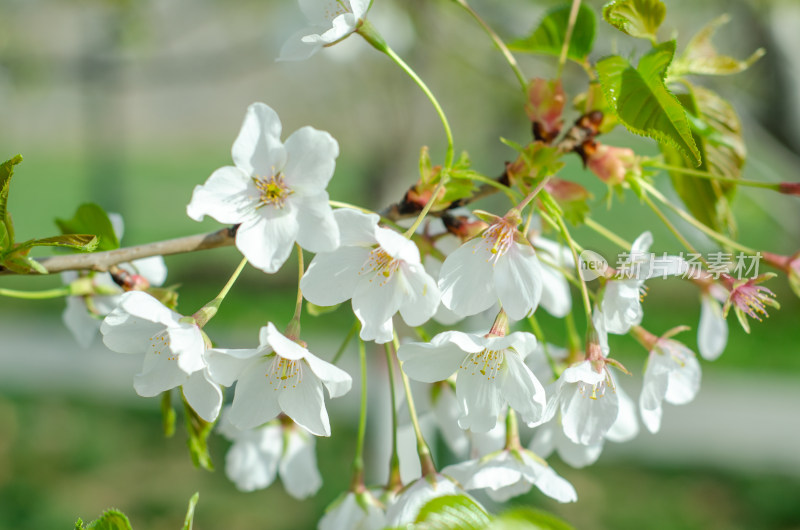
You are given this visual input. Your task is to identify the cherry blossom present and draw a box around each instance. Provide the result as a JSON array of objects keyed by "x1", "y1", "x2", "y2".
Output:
[
  {"x1": 722, "y1": 273, "x2": 780, "y2": 333},
  {"x1": 187, "y1": 102, "x2": 340, "y2": 273},
  {"x1": 438, "y1": 215, "x2": 544, "y2": 321},
  {"x1": 384, "y1": 474, "x2": 469, "y2": 527},
  {"x1": 443, "y1": 448, "x2": 577, "y2": 503},
  {"x1": 100, "y1": 291, "x2": 222, "y2": 422},
  {"x1": 279, "y1": 0, "x2": 370, "y2": 61},
  {"x1": 399, "y1": 330, "x2": 546, "y2": 433},
  {"x1": 207, "y1": 323, "x2": 352, "y2": 436},
  {"x1": 300, "y1": 209, "x2": 440, "y2": 344},
  {"x1": 319, "y1": 490, "x2": 385, "y2": 530},
  {"x1": 218, "y1": 409, "x2": 322, "y2": 498}
]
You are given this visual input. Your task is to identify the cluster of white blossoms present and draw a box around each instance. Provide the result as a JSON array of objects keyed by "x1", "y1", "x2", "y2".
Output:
[
  {"x1": 67, "y1": 98, "x2": 722, "y2": 528},
  {"x1": 52, "y1": 2, "x2": 765, "y2": 527}
]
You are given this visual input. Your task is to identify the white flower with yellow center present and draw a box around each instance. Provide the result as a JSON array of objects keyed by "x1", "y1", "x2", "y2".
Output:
[
  {"x1": 100, "y1": 291, "x2": 222, "y2": 422},
  {"x1": 438, "y1": 216, "x2": 544, "y2": 321},
  {"x1": 300, "y1": 209, "x2": 441, "y2": 344},
  {"x1": 278, "y1": 0, "x2": 370, "y2": 61},
  {"x1": 398, "y1": 330, "x2": 546, "y2": 433},
  {"x1": 207, "y1": 323, "x2": 352, "y2": 436},
  {"x1": 187, "y1": 102, "x2": 340, "y2": 273}
]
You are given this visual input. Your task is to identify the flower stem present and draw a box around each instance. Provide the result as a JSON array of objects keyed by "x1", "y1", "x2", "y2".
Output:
[
  {"x1": 505, "y1": 408, "x2": 521, "y2": 450},
  {"x1": 0, "y1": 286, "x2": 71, "y2": 299},
  {"x1": 332, "y1": 320, "x2": 360, "y2": 364},
  {"x1": 351, "y1": 338, "x2": 369, "y2": 490},
  {"x1": 384, "y1": 343, "x2": 403, "y2": 492},
  {"x1": 392, "y1": 332, "x2": 436, "y2": 476},
  {"x1": 584, "y1": 218, "x2": 631, "y2": 250},
  {"x1": 645, "y1": 161, "x2": 782, "y2": 191},
  {"x1": 557, "y1": 0, "x2": 582, "y2": 78},
  {"x1": 555, "y1": 214, "x2": 592, "y2": 320},
  {"x1": 640, "y1": 181, "x2": 757, "y2": 255},
  {"x1": 403, "y1": 176, "x2": 449, "y2": 238},
  {"x1": 359, "y1": 22, "x2": 454, "y2": 170},
  {"x1": 451, "y1": 0, "x2": 527, "y2": 92},
  {"x1": 193, "y1": 257, "x2": 248, "y2": 327}
]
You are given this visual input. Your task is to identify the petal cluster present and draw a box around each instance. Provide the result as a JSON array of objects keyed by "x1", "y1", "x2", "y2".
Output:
[{"x1": 187, "y1": 102, "x2": 340, "y2": 273}]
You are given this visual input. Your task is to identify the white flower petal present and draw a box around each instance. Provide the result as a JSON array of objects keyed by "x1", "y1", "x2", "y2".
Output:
[
  {"x1": 278, "y1": 28, "x2": 325, "y2": 61},
  {"x1": 183, "y1": 369, "x2": 223, "y2": 422},
  {"x1": 206, "y1": 348, "x2": 264, "y2": 387},
  {"x1": 283, "y1": 126, "x2": 338, "y2": 193},
  {"x1": 167, "y1": 323, "x2": 206, "y2": 374},
  {"x1": 334, "y1": 208, "x2": 380, "y2": 247},
  {"x1": 605, "y1": 381, "x2": 639, "y2": 443},
  {"x1": 133, "y1": 346, "x2": 190, "y2": 397},
  {"x1": 229, "y1": 359, "x2": 283, "y2": 429},
  {"x1": 280, "y1": 429, "x2": 322, "y2": 499},
  {"x1": 456, "y1": 367, "x2": 504, "y2": 433},
  {"x1": 278, "y1": 368, "x2": 330, "y2": 437},
  {"x1": 302, "y1": 350, "x2": 352, "y2": 398},
  {"x1": 538, "y1": 263, "x2": 572, "y2": 318},
  {"x1": 698, "y1": 295, "x2": 728, "y2": 361},
  {"x1": 224, "y1": 424, "x2": 282, "y2": 491},
  {"x1": 232, "y1": 102, "x2": 287, "y2": 177},
  {"x1": 125, "y1": 255, "x2": 168, "y2": 286},
  {"x1": 301, "y1": 246, "x2": 370, "y2": 306},
  {"x1": 398, "y1": 264, "x2": 440, "y2": 327},
  {"x1": 186, "y1": 166, "x2": 253, "y2": 224},
  {"x1": 385, "y1": 475, "x2": 460, "y2": 527},
  {"x1": 639, "y1": 355, "x2": 669, "y2": 433},
  {"x1": 294, "y1": 191, "x2": 340, "y2": 253},
  {"x1": 438, "y1": 239, "x2": 496, "y2": 317},
  {"x1": 236, "y1": 211, "x2": 299, "y2": 273},
  {"x1": 352, "y1": 273, "x2": 404, "y2": 344},
  {"x1": 63, "y1": 297, "x2": 102, "y2": 349},
  {"x1": 601, "y1": 279, "x2": 642, "y2": 334},
  {"x1": 493, "y1": 245, "x2": 543, "y2": 321},
  {"x1": 398, "y1": 339, "x2": 464, "y2": 383},
  {"x1": 631, "y1": 231, "x2": 653, "y2": 254},
  {"x1": 502, "y1": 353, "x2": 546, "y2": 427}
]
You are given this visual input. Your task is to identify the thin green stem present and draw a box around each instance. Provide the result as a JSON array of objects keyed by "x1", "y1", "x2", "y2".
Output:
[
  {"x1": 452, "y1": 0, "x2": 527, "y2": 92},
  {"x1": 584, "y1": 218, "x2": 631, "y2": 250},
  {"x1": 0, "y1": 286, "x2": 71, "y2": 299},
  {"x1": 392, "y1": 332, "x2": 436, "y2": 476},
  {"x1": 332, "y1": 320, "x2": 360, "y2": 364},
  {"x1": 505, "y1": 408, "x2": 521, "y2": 449},
  {"x1": 645, "y1": 162, "x2": 780, "y2": 190},
  {"x1": 351, "y1": 338, "x2": 368, "y2": 486},
  {"x1": 193, "y1": 257, "x2": 248, "y2": 327},
  {"x1": 640, "y1": 181, "x2": 757, "y2": 254},
  {"x1": 557, "y1": 0, "x2": 582, "y2": 78},
  {"x1": 641, "y1": 191, "x2": 706, "y2": 263},
  {"x1": 384, "y1": 343, "x2": 402, "y2": 491},
  {"x1": 292, "y1": 245, "x2": 304, "y2": 323},
  {"x1": 555, "y1": 214, "x2": 592, "y2": 320},
  {"x1": 404, "y1": 176, "x2": 448, "y2": 238},
  {"x1": 382, "y1": 46, "x2": 455, "y2": 169}
]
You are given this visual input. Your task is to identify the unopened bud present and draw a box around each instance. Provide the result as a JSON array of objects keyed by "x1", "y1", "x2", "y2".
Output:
[
  {"x1": 525, "y1": 78, "x2": 565, "y2": 143},
  {"x1": 586, "y1": 144, "x2": 640, "y2": 185}
]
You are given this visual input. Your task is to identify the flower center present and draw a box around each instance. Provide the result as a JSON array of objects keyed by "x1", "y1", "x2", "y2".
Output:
[
  {"x1": 360, "y1": 247, "x2": 400, "y2": 286},
  {"x1": 254, "y1": 173, "x2": 293, "y2": 209},
  {"x1": 460, "y1": 349, "x2": 505, "y2": 381},
  {"x1": 480, "y1": 221, "x2": 516, "y2": 264},
  {"x1": 149, "y1": 331, "x2": 176, "y2": 361},
  {"x1": 577, "y1": 372, "x2": 614, "y2": 400},
  {"x1": 732, "y1": 283, "x2": 777, "y2": 322},
  {"x1": 266, "y1": 355, "x2": 303, "y2": 391}
]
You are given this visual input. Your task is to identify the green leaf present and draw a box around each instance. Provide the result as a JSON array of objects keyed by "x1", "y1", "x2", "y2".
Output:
[
  {"x1": 11, "y1": 234, "x2": 99, "y2": 254},
  {"x1": 660, "y1": 84, "x2": 744, "y2": 233},
  {"x1": 0, "y1": 154, "x2": 23, "y2": 248},
  {"x1": 670, "y1": 15, "x2": 764, "y2": 77},
  {"x1": 489, "y1": 507, "x2": 575, "y2": 530},
  {"x1": 1, "y1": 255, "x2": 48, "y2": 274},
  {"x1": 182, "y1": 492, "x2": 199, "y2": 530},
  {"x1": 413, "y1": 494, "x2": 491, "y2": 529},
  {"x1": 509, "y1": 4, "x2": 596, "y2": 61},
  {"x1": 597, "y1": 41, "x2": 701, "y2": 166},
  {"x1": 602, "y1": 0, "x2": 666, "y2": 42},
  {"x1": 56, "y1": 203, "x2": 120, "y2": 251},
  {"x1": 183, "y1": 397, "x2": 215, "y2": 471},
  {"x1": 74, "y1": 509, "x2": 133, "y2": 530}
]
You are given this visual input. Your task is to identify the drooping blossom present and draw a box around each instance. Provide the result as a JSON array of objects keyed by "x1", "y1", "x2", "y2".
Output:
[
  {"x1": 319, "y1": 490, "x2": 385, "y2": 530},
  {"x1": 399, "y1": 330, "x2": 546, "y2": 433},
  {"x1": 218, "y1": 408, "x2": 322, "y2": 498},
  {"x1": 207, "y1": 323, "x2": 351, "y2": 436},
  {"x1": 100, "y1": 291, "x2": 222, "y2": 422},
  {"x1": 301, "y1": 209, "x2": 440, "y2": 344},
  {"x1": 443, "y1": 448, "x2": 577, "y2": 503},
  {"x1": 279, "y1": 0, "x2": 370, "y2": 61},
  {"x1": 697, "y1": 284, "x2": 729, "y2": 361},
  {"x1": 438, "y1": 214, "x2": 544, "y2": 321},
  {"x1": 187, "y1": 102, "x2": 340, "y2": 273},
  {"x1": 597, "y1": 231, "x2": 686, "y2": 335},
  {"x1": 384, "y1": 474, "x2": 471, "y2": 527},
  {"x1": 639, "y1": 337, "x2": 701, "y2": 434}
]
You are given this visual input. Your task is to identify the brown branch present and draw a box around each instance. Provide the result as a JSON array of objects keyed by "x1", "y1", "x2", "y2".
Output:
[{"x1": 0, "y1": 227, "x2": 237, "y2": 275}]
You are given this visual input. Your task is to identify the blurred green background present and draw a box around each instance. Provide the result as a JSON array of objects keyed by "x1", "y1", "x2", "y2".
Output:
[{"x1": 1, "y1": 0, "x2": 799, "y2": 528}]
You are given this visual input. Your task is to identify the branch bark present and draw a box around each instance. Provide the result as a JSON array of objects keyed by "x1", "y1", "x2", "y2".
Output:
[{"x1": 0, "y1": 227, "x2": 236, "y2": 275}]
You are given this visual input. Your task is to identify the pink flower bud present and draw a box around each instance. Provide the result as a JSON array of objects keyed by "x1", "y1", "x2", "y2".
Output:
[{"x1": 586, "y1": 144, "x2": 639, "y2": 185}]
